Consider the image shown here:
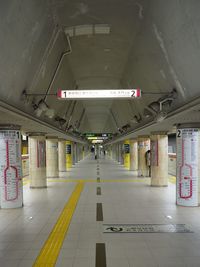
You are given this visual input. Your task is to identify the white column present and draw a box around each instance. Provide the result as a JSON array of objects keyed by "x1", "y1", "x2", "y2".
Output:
[
  {"x1": 150, "y1": 132, "x2": 168, "y2": 187},
  {"x1": 29, "y1": 134, "x2": 46, "y2": 188},
  {"x1": 0, "y1": 125, "x2": 23, "y2": 208},
  {"x1": 46, "y1": 137, "x2": 58, "y2": 178},
  {"x1": 58, "y1": 139, "x2": 66, "y2": 177},
  {"x1": 138, "y1": 135, "x2": 150, "y2": 176},
  {"x1": 176, "y1": 124, "x2": 200, "y2": 206},
  {"x1": 130, "y1": 139, "x2": 138, "y2": 171}
]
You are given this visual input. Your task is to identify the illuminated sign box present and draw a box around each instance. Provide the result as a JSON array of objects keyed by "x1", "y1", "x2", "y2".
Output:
[{"x1": 57, "y1": 89, "x2": 141, "y2": 99}]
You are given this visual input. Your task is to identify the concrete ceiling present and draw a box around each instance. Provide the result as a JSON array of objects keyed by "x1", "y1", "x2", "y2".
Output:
[{"x1": 0, "y1": 0, "x2": 200, "y2": 142}]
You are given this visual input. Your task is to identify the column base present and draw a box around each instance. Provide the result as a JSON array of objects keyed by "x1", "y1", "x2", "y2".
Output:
[
  {"x1": 30, "y1": 186, "x2": 47, "y2": 189},
  {"x1": 151, "y1": 184, "x2": 168, "y2": 187},
  {"x1": 59, "y1": 171, "x2": 67, "y2": 177}
]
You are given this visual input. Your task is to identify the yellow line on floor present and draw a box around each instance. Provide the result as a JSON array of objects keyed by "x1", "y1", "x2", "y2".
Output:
[
  {"x1": 33, "y1": 181, "x2": 84, "y2": 267},
  {"x1": 169, "y1": 175, "x2": 176, "y2": 184}
]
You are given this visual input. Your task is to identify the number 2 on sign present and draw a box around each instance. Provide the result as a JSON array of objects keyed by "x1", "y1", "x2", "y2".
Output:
[
  {"x1": 131, "y1": 90, "x2": 135, "y2": 97},
  {"x1": 177, "y1": 130, "x2": 181, "y2": 138}
]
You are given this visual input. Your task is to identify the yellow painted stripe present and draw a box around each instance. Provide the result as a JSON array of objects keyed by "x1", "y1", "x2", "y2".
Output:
[
  {"x1": 23, "y1": 177, "x2": 29, "y2": 186},
  {"x1": 169, "y1": 175, "x2": 176, "y2": 184},
  {"x1": 33, "y1": 182, "x2": 84, "y2": 267}
]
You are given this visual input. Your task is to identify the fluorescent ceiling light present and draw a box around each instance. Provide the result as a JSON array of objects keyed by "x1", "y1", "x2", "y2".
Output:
[
  {"x1": 94, "y1": 24, "x2": 110, "y2": 34},
  {"x1": 22, "y1": 134, "x2": 27, "y2": 141},
  {"x1": 57, "y1": 89, "x2": 141, "y2": 99},
  {"x1": 75, "y1": 25, "x2": 93, "y2": 36},
  {"x1": 92, "y1": 140, "x2": 103, "y2": 143},
  {"x1": 65, "y1": 24, "x2": 111, "y2": 37}
]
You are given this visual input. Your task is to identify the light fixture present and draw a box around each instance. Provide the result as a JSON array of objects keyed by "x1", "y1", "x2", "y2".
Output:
[
  {"x1": 37, "y1": 99, "x2": 49, "y2": 112},
  {"x1": 143, "y1": 108, "x2": 153, "y2": 118},
  {"x1": 155, "y1": 111, "x2": 167, "y2": 122},
  {"x1": 121, "y1": 124, "x2": 131, "y2": 132},
  {"x1": 45, "y1": 108, "x2": 55, "y2": 119},
  {"x1": 55, "y1": 116, "x2": 66, "y2": 127},
  {"x1": 130, "y1": 115, "x2": 141, "y2": 124}
]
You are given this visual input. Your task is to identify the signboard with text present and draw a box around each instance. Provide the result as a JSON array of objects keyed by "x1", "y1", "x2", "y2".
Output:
[
  {"x1": 176, "y1": 128, "x2": 199, "y2": 206},
  {"x1": 57, "y1": 89, "x2": 141, "y2": 99}
]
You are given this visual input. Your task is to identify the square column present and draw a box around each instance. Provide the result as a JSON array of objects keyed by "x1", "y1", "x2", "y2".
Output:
[
  {"x1": 66, "y1": 141, "x2": 72, "y2": 169},
  {"x1": 124, "y1": 140, "x2": 130, "y2": 170},
  {"x1": 138, "y1": 135, "x2": 150, "y2": 176},
  {"x1": 58, "y1": 139, "x2": 66, "y2": 177},
  {"x1": 130, "y1": 139, "x2": 138, "y2": 171},
  {"x1": 46, "y1": 137, "x2": 58, "y2": 178},
  {"x1": 29, "y1": 134, "x2": 47, "y2": 188},
  {"x1": 150, "y1": 132, "x2": 168, "y2": 187}
]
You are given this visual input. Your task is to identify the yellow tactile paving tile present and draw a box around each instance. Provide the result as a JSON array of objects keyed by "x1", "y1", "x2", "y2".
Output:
[
  {"x1": 33, "y1": 182, "x2": 84, "y2": 267},
  {"x1": 169, "y1": 175, "x2": 176, "y2": 184}
]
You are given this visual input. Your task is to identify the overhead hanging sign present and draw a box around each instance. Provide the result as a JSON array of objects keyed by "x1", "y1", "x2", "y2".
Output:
[{"x1": 57, "y1": 89, "x2": 141, "y2": 99}]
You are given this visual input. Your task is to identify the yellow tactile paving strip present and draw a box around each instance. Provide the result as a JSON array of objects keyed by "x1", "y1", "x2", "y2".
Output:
[
  {"x1": 169, "y1": 175, "x2": 176, "y2": 184},
  {"x1": 33, "y1": 181, "x2": 84, "y2": 267}
]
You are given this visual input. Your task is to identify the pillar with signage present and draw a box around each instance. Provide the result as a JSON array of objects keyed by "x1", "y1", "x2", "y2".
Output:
[
  {"x1": 66, "y1": 141, "x2": 72, "y2": 169},
  {"x1": 176, "y1": 124, "x2": 200, "y2": 207},
  {"x1": 124, "y1": 140, "x2": 130, "y2": 170},
  {"x1": 0, "y1": 125, "x2": 23, "y2": 208},
  {"x1": 150, "y1": 132, "x2": 168, "y2": 187},
  {"x1": 46, "y1": 137, "x2": 58, "y2": 178},
  {"x1": 58, "y1": 139, "x2": 66, "y2": 177},
  {"x1": 29, "y1": 134, "x2": 46, "y2": 188},
  {"x1": 130, "y1": 139, "x2": 138, "y2": 171},
  {"x1": 138, "y1": 135, "x2": 150, "y2": 176}
]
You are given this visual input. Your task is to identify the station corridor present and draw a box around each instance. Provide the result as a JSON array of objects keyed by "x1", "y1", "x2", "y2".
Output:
[{"x1": 0, "y1": 155, "x2": 199, "y2": 267}]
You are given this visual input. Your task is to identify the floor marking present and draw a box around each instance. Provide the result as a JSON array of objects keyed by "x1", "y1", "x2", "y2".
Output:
[
  {"x1": 33, "y1": 182, "x2": 84, "y2": 267},
  {"x1": 96, "y1": 203, "x2": 103, "y2": 221},
  {"x1": 97, "y1": 187, "x2": 101, "y2": 195},
  {"x1": 169, "y1": 175, "x2": 176, "y2": 184},
  {"x1": 96, "y1": 243, "x2": 107, "y2": 267},
  {"x1": 103, "y1": 224, "x2": 193, "y2": 233}
]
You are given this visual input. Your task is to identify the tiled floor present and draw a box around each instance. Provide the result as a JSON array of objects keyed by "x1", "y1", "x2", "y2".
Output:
[{"x1": 0, "y1": 155, "x2": 200, "y2": 266}]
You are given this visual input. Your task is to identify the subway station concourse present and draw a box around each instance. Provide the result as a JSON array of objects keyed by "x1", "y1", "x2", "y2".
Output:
[{"x1": 1, "y1": 1, "x2": 200, "y2": 266}]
